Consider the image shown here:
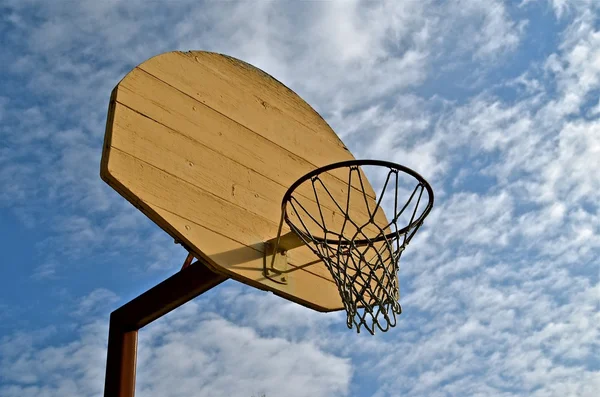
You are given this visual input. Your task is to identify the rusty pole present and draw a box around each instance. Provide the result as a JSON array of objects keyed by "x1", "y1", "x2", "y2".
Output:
[{"x1": 104, "y1": 261, "x2": 228, "y2": 397}]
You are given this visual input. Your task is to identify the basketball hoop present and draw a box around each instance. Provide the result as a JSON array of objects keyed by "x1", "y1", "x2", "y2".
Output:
[
  {"x1": 102, "y1": 50, "x2": 437, "y2": 396},
  {"x1": 272, "y1": 160, "x2": 434, "y2": 334}
]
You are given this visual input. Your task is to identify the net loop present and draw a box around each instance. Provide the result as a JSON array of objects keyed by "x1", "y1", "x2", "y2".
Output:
[{"x1": 281, "y1": 160, "x2": 434, "y2": 335}]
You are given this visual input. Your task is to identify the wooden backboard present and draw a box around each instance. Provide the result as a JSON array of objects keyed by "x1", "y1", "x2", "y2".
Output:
[{"x1": 101, "y1": 51, "x2": 386, "y2": 312}]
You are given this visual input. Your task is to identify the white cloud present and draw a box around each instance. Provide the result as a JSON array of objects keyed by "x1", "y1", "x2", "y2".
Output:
[
  {"x1": 0, "y1": 288, "x2": 352, "y2": 397},
  {"x1": 0, "y1": 321, "x2": 106, "y2": 396},
  {"x1": 73, "y1": 289, "x2": 119, "y2": 319},
  {"x1": 138, "y1": 316, "x2": 351, "y2": 397}
]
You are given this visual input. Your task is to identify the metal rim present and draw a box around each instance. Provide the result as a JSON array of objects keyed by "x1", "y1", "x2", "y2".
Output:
[{"x1": 281, "y1": 159, "x2": 435, "y2": 245}]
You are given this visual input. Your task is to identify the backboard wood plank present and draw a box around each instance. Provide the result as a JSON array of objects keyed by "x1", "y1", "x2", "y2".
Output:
[
  {"x1": 110, "y1": 103, "x2": 386, "y2": 239},
  {"x1": 180, "y1": 51, "x2": 344, "y2": 147},
  {"x1": 151, "y1": 207, "x2": 344, "y2": 312},
  {"x1": 105, "y1": 148, "x2": 337, "y2": 281},
  {"x1": 136, "y1": 52, "x2": 376, "y2": 198},
  {"x1": 115, "y1": 70, "x2": 389, "y2": 231}
]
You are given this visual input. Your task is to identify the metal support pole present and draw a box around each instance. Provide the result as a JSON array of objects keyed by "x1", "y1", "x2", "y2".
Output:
[
  {"x1": 105, "y1": 317, "x2": 138, "y2": 397},
  {"x1": 104, "y1": 261, "x2": 228, "y2": 397}
]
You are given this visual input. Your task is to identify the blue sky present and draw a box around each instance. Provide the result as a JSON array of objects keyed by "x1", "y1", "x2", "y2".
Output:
[{"x1": 0, "y1": 0, "x2": 598, "y2": 396}]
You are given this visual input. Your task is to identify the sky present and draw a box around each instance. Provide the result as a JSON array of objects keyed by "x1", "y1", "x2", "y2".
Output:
[{"x1": 0, "y1": 0, "x2": 598, "y2": 396}]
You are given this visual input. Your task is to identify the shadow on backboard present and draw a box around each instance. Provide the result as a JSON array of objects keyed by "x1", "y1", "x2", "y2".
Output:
[{"x1": 208, "y1": 241, "x2": 322, "y2": 275}]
